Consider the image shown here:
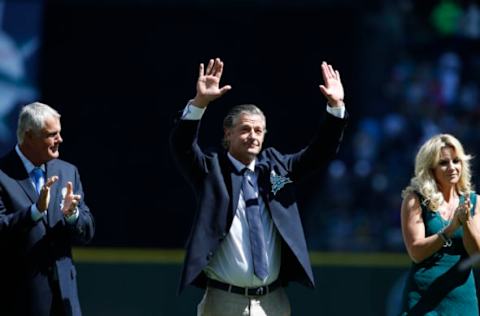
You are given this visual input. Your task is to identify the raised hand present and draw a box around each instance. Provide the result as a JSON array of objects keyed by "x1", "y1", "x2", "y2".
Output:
[
  {"x1": 193, "y1": 58, "x2": 232, "y2": 108},
  {"x1": 62, "y1": 181, "x2": 81, "y2": 217},
  {"x1": 36, "y1": 176, "x2": 59, "y2": 211},
  {"x1": 319, "y1": 61, "x2": 344, "y2": 107}
]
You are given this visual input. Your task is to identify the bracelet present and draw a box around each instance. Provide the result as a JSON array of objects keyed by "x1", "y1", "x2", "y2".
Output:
[{"x1": 437, "y1": 229, "x2": 453, "y2": 247}]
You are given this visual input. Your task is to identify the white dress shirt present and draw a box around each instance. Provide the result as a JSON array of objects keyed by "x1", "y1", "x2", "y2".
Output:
[{"x1": 203, "y1": 154, "x2": 281, "y2": 287}]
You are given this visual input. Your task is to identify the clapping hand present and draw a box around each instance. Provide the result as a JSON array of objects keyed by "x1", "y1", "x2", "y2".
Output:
[
  {"x1": 455, "y1": 199, "x2": 472, "y2": 225},
  {"x1": 36, "y1": 176, "x2": 59, "y2": 212},
  {"x1": 193, "y1": 58, "x2": 232, "y2": 108},
  {"x1": 62, "y1": 181, "x2": 81, "y2": 217}
]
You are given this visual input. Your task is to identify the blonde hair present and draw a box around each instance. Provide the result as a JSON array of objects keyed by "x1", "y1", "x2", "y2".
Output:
[{"x1": 402, "y1": 134, "x2": 473, "y2": 210}]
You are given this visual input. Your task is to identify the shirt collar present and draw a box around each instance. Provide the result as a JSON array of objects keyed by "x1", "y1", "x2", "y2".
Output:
[
  {"x1": 15, "y1": 145, "x2": 45, "y2": 174},
  {"x1": 227, "y1": 152, "x2": 256, "y2": 173}
]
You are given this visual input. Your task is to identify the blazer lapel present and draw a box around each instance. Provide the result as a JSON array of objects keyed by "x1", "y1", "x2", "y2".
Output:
[
  {"x1": 18, "y1": 174, "x2": 38, "y2": 204},
  {"x1": 1, "y1": 150, "x2": 38, "y2": 203},
  {"x1": 255, "y1": 160, "x2": 271, "y2": 203},
  {"x1": 45, "y1": 160, "x2": 61, "y2": 228},
  {"x1": 218, "y1": 152, "x2": 243, "y2": 219},
  {"x1": 230, "y1": 171, "x2": 242, "y2": 218}
]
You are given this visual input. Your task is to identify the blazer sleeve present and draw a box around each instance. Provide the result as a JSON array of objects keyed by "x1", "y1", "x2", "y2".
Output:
[
  {"x1": 0, "y1": 193, "x2": 35, "y2": 238},
  {"x1": 66, "y1": 166, "x2": 95, "y2": 245},
  {"x1": 281, "y1": 110, "x2": 348, "y2": 181},
  {"x1": 169, "y1": 114, "x2": 208, "y2": 188}
]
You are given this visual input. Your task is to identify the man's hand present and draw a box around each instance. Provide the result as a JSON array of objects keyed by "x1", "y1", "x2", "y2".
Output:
[
  {"x1": 319, "y1": 61, "x2": 345, "y2": 107},
  {"x1": 36, "y1": 176, "x2": 59, "y2": 212},
  {"x1": 192, "y1": 58, "x2": 232, "y2": 108},
  {"x1": 62, "y1": 181, "x2": 81, "y2": 217}
]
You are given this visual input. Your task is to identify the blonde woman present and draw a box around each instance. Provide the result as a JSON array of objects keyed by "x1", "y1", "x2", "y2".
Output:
[{"x1": 400, "y1": 134, "x2": 480, "y2": 315}]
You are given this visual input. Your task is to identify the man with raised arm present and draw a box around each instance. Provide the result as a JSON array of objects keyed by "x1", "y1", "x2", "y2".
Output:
[{"x1": 170, "y1": 58, "x2": 347, "y2": 315}]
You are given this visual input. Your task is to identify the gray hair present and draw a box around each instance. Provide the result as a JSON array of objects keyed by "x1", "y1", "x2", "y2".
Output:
[
  {"x1": 222, "y1": 104, "x2": 266, "y2": 149},
  {"x1": 17, "y1": 102, "x2": 61, "y2": 144}
]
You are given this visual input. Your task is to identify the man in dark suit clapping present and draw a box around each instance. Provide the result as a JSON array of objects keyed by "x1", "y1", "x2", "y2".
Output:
[{"x1": 0, "y1": 102, "x2": 95, "y2": 316}]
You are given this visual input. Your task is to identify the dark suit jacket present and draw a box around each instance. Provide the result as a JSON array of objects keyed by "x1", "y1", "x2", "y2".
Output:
[
  {"x1": 0, "y1": 150, "x2": 95, "y2": 316},
  {"x1": 170, "y1": 109, "x2": 347, "y2": 293}
]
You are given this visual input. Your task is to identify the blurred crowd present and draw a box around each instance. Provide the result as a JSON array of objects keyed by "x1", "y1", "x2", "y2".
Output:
[{"x1": 304, "y1": 0, "x2": 480, "y2": 252}]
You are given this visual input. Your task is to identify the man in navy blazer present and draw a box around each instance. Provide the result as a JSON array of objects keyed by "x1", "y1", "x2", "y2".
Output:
[
  {"x1": 170, "y1": 58, "x2": 348, "y2": 315},
  {"x1": 0, "y1": 102, "x2": 95, "y2": 316}
]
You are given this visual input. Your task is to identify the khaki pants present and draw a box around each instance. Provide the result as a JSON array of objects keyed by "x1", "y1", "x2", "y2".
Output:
[{"x1": 197, "y1": 286, "x2": 291, "y2": 316}]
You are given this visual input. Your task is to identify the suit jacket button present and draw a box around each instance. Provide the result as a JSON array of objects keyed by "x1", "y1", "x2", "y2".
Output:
[
  {"x1": 206, "y1": 251, "x2": 213, "y2": 261},
  {"x1": 219, "y1": 232, "x2": 227, "y2": 241}
]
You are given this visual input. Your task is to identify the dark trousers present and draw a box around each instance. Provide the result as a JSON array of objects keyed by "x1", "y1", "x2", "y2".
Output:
[{"x1": 49, "y1": 278, "x2": 66, "y2": 316}]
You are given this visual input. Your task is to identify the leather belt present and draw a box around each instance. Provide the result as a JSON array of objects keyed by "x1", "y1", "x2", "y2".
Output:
[{"x1": 207, "y1": 278, "x2": 281, "y2": 296}]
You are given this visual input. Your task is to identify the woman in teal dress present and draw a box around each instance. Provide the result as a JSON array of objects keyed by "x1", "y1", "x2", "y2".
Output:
[{"x1": 401, "y1": 134, "x2": 480, "y2": 315}]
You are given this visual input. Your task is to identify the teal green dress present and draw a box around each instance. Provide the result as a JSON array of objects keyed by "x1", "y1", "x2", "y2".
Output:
[{"x1": 402, "y1": 192, "x2": 479, "y2": 316}]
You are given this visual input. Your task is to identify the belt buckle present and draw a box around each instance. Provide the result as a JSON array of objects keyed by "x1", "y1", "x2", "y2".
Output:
[{"x1": 255, "y1": 286, "x2": 264, "y2": 296}]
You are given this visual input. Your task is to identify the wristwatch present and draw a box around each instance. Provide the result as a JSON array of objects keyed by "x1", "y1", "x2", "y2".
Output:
[{"x1": 65, "y1": 207, "x2": 78, "y2": 220}]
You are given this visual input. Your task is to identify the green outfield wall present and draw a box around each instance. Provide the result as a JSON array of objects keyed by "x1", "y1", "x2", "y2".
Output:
[{"x1": 73, "y1": 248, "x2": 475, "y2": 316}]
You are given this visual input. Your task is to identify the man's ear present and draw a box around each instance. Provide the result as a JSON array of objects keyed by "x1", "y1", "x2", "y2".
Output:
[{"x1": 25, "y1": 130, "x2": 33, "y2": 140}]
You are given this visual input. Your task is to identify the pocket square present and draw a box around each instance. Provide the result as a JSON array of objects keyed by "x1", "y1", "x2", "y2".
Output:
[
  {"x1": 60, "y1": 187, "x2": 81, "y2": 209},
  {"x1": 60, "y1": 187, "x2": 67, "y2": 210},
  {"x1": 270, "y1": 170, "x2": 292, "y2": 195}
]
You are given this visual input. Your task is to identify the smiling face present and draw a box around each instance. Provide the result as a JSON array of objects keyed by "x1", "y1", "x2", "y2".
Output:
[
  {"x1": 433, "y1": 146, "x2": 462, "y2": 190},
  {"x1": 225, "y1": 112, "x2": 265, "y2": 165},
  {"x1": 21, "y1": 115, "x2": 63, "y2": 166}
]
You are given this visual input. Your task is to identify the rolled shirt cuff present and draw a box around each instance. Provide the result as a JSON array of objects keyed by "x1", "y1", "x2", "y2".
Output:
[
  {"x1": 31, "y1": 204, "x2": 46, "y2": 222},
  {"x1": 326, "y1": 104, "x2": 345, "y2": 119},
  {"x1": 181, "y1": 100, "x2": 206, "y2": 120}
]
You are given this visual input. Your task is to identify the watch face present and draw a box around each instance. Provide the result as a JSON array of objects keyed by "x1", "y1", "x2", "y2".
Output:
[{"x1": 66, "y1": 207, "x2": 78, "y2": 219}]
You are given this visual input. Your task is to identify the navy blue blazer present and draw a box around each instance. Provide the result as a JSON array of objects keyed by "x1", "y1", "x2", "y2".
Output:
[
  {"x1": 0, "y1": 150, "x2": 95, "y2": 316},
  {"x1": 170, "y1": 109, "x2": 348, "y2": 293}
]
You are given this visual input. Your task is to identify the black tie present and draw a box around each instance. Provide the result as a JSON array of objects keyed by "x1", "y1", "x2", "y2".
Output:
[{"x1": 242, "y1": 168, "x2": 268, "y2": 280}]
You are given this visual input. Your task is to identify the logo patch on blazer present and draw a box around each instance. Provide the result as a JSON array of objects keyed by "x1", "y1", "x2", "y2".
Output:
[{"x1": 270, "y1": 170, "x2": 292, "y2": 195}]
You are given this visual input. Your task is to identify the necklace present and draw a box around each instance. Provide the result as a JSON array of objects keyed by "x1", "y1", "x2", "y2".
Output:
[
  {"x1": 438, "y1": 195, "x2": 459, "y2": 222},
  {"x1": 437, "y1": 196, "x2": 460, "y2": 248}
]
